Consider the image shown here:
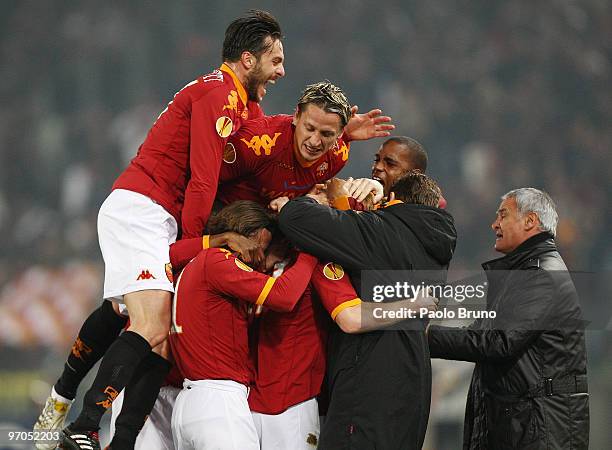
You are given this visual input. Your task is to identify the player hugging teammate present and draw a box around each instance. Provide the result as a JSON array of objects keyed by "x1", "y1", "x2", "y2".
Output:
[{"x1": 32, "y1": 8, "x2": 436, "y2": 450}]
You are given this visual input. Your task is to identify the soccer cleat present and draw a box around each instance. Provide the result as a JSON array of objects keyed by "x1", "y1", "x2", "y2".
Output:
[
  {"x1": 59, "y1": 427, "x2": 101, "y2": 450},
  {"x1": 33, "y1": 394, "x2": 72, "y2": 449}
]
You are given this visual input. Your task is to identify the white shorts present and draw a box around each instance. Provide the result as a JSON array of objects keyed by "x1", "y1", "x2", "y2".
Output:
[
  {"x1": 252, "y1": 398, "x2": 320, "y2": 450},
  {"x1": 98, "y1": 189, "x2": 178, "y2": 302},
  {"x1": 110, "y1": 385, "x2": 180, "y2": 450},
  {"x1": 172, "y1": 379, "x2": 259, "y2": 450}
]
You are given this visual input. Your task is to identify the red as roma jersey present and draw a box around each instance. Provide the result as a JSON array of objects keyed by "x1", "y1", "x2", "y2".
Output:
[
  {"x1": 248, "y1": 284, "x2": 331, "y2": 414},
  {"x1": 311, "y1": 262, "x2": 362, "y2": 320},
  {"x1": 169, "y1": 248, "x2": 317, "y2": 385},
  {"x1": 217, "y1": 115, "x2": 350, "y2": 206},
  {"x1": 113, "y1": 64, "x2": 263, "y2": 238}
]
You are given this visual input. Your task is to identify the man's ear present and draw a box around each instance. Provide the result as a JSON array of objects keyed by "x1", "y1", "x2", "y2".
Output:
[
  {"x1": 240, "y1": 51, "x2": 255, "y2": 70},
  {"x1": 524, "y1": 211, "x2": 540, "y2": 232},
  {"x1": 292, "y1": 107, "x2": 300, "y2": 126}
]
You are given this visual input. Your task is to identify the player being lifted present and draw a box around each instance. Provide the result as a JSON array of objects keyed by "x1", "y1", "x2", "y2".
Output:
[{"x1": 46, "y1": 10, "x2": 285, "y2": 450}]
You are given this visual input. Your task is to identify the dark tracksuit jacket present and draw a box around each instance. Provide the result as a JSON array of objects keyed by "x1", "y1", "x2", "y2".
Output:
[{"x1": 279, "y1": 197, "x2": 457, "y2": 450}]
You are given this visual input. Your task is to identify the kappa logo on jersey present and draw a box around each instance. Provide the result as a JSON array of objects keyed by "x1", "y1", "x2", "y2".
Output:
[
  {"x1": 234, "y1": 258, "x2": 253, "y2": 272},
  {"x1": 218, "y1": 248, "x2": 232, "y2": 259},
  {"x1": 137, "y1": 269, "x2": 156, "y2": 281},
  {"x1": 323, "y1": 262, "x2": 345, "y2": 280},
  {"x1": 95, "y1": 386, "x2": 119, "y2": 410},
  {"x1": 333, "y1": 141, "x2": 350, "y2": 161},
  {"x1": 240, "y1": 132, "x2": 282, "y2": 156},
  {"x1": 216, "y1": 116, "x2": 233, "y2": 138},
  {"x1": 316, "y1": 161, "x2": 329, "y2": 177},
  {"x1": 71, "y1": 337, "x2": 93, "y2": 361},
  {"x1": 223, "y1": 90, "x2": 239, "y2": 113},
  {"x1": 165, "y1": 263, "x2": 174, "y2": 283},
  {"x1": 223, "y1": 142, "x2": 237, "y2": 163}
]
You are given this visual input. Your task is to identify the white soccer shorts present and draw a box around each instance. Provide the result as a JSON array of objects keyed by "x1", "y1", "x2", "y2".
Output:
[
  {"x1": 252, "y1": 397, "x2": 320, "y2": 450},
  {"x1": 172, "y1": 379, "x2": 259, "y2": 450},
  {"x1": 110, "y1": 385, "x2": 180, "y2": 450},
  {"x1": 98, "y1": 189, "x2": 178, "y2": 302}
]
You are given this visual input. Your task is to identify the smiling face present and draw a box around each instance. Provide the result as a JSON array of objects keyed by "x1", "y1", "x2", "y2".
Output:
[
  {"x1": 293, "y1": 103, "x2": 344, "y2": 163},
  {"x1": 245, "y1": 38, "x2": 285, "y2": 102},
  {"x1": 371, "y1": 141, "x2": 417, "y2": 195}
]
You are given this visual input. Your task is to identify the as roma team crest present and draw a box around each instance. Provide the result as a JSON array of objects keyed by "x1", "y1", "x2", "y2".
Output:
[
  {"x1": 235, "y1": 258, "x2": 253, "y2": 272},
  {"x1": 323, "y1": 262, "x2": 344, "y2": 280},
  {"x1": 165, "y1": 263, "x2": 174, "y2": 283},
  {"x1": 316, "y1": 161, "x2": 329, "y2": 178},
  {"x1": 223, "y1": 142, "x2": 237, "y2": 163},
  {"x1": 215, "y1": 116, "x2": 233, "y2": 138}
]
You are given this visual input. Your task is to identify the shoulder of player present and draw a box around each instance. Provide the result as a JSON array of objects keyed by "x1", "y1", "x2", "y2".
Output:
[
  {"x1": 179, "y1": 70, "x2": 239, "y2": 104},
  {"x1": 203, "y1": 247, "x2": 255, "y2": 271},
  {"x1": 235, "y1": 114, "x2": 292, "y2": 136}
]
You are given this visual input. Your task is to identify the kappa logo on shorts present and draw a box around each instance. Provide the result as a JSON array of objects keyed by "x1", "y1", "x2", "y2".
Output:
[
  {"x1": 223, "y1": 142, "x2": 237, "y2": 164},
  {"x1": 216, "y1": 116, "x2": 233, "y2": 138},
  {"x1": 165, "y1": 263, "x2": 174, "y2": 283},
  {"x1": 323, "y1": 262, "x2": 344, "y2": 280},
  {"x1": 137, "y1": 269, "x2": 156, "y2": 281}
]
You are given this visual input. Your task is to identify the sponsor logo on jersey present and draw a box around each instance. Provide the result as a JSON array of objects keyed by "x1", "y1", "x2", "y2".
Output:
[
  {"x1": 216, "y1": 116, "x2": 233, "y2": 138},
  {"x1": 240, "y1": 132, "x2": 282, "y2": 156},
  {"x1": 95, "y1": 386, "x2": 119, "y2": 409},
  {"x1": 223, "y1": 142, "x2": 237, "y2": 163},
  {"x1": 137, "y1": 269, "x2": 156, "y2": 281},
  {"x1": 223, "y1": 90, "x2": 239, "y2": 113},
  {"x1": 234, "y1": 258, "x2": 253, "y2": 272},
  {"x1": 316, "y1": 161, "x2": 329, "y2": 178},
  {"x1": 323, "y1": 262, "x2": 344, "y2": 280},
  {"x1": 71, "y1": 337, "x2": 93, "y2": 361},
  {"x1": 165, "y1": 263, "x2": 174, "y2": 283},
  {"x1": 333, "y1": 141, "x2": 350, "y2": 161}
]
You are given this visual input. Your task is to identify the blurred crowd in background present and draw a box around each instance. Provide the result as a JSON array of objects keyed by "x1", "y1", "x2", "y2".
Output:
[{"x1": 0, "y1": 0, "x2": 610, "y2": 448}]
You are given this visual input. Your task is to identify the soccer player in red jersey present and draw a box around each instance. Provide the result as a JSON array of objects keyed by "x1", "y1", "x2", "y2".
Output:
[
  {"x1": 54, "y1": 11, "x2": 286, "y2": 450},
  {"x1": 169, "y1": 201, "x2": 318, "y2": 450},
  {"x1": 217, "y1": 81, "x2": 391, "y2": 207}
]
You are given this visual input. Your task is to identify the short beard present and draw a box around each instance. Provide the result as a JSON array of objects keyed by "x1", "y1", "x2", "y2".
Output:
[{"x1": 245, "y1": 62, "x2": 265, "y2": 102}]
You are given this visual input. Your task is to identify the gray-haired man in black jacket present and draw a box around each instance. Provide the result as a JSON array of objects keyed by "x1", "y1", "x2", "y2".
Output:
[{"x1": 428, "y1": 188, "x2": 589, "y2": 450}]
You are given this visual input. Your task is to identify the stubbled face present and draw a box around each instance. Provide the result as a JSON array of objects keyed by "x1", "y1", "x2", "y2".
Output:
[
  {"x1": 491, "y1": 197, "x2": 530, "y2": 254},
  {"x1": 371, "y1": 142, "x2": 415, "y2": 195},
  {"x1": 245, "y1": 38, "x2": 285, "y2": 102},
  {"x1": 263, "y1": 239, "x2": 290, "y2": 274},
  {"x1": 293, "y1": 104, "x2": 343, "y2": 163}
]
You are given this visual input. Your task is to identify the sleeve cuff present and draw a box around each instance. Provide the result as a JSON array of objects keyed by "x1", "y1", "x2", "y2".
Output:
[
  {"x1": 202, "y1": 235, "x2": 210, "y2": 249},
  {"x1": 331, "y1": 298, "x2": 362, "y2": 320}
]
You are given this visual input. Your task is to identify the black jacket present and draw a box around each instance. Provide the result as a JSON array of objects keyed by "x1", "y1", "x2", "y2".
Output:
[
  {"x1": 428, "y1": 233, "x2": 589, "y2": 450},
  {"x1": 279, "y1": 197, "x2": 457, "y2": 450}
]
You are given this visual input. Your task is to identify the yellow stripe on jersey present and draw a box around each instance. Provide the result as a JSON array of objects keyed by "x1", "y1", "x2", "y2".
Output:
[
  {"x1": 202, "y1": 235, "x2": 210, "y2": 249},
  {"x1": 256, "y1": 277, "x2": 277, "y2": 305},
  {"x1": 331, "y1": 298, "x2": 362, "y2": 320}
]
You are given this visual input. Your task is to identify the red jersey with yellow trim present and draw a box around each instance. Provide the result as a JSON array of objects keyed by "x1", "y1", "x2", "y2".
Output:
[
  {"x1": 217, "y1": 114, "x2": 350, "y2": 205},
  {"x1": 311, "y1": 262, "x2": 362, "y2": 319},
  {"x1": 168, "y1": 248, "x2": 317, "y2": 385},
  {"x1": 248, "y1": 284, "x2": 330, "y2": 414},
  {"x1": 113, "y1": 64, "x2": 263, "y2": 238}
]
